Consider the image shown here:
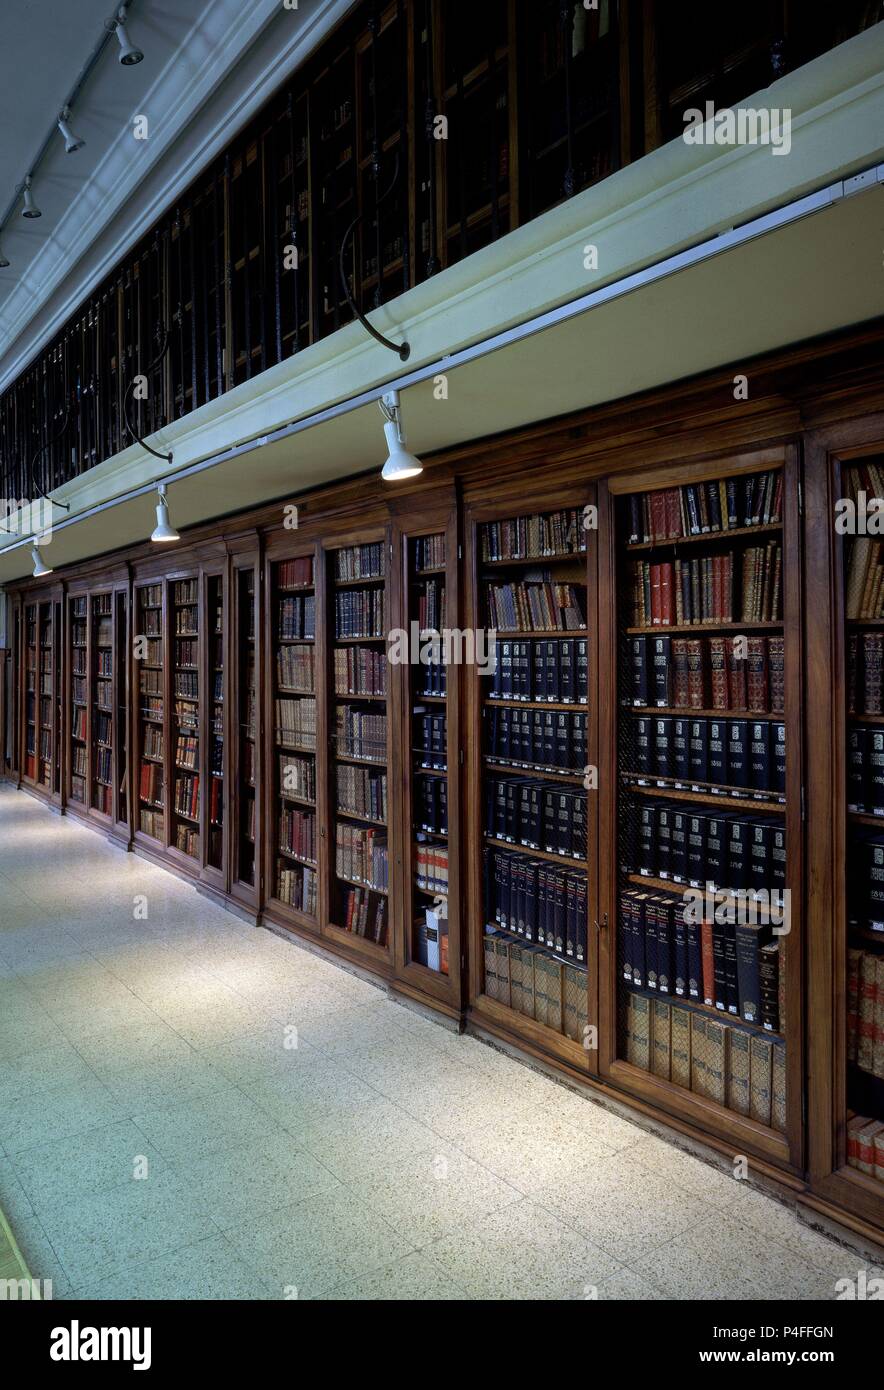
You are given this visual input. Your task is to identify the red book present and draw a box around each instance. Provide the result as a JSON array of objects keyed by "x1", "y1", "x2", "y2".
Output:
[
  {"x1": 709, "y1": 638, "x2": 729, "y2": 711},
  {"x1": 701, "y1": 920, "x2": 716, "y2": 1006},
  {"x1": 650, "y1": 564, "x2": 662, "y2": 626},
  {"x1": 650, "y1": 492, "x2": 667, "y2": 542},
  {"x1": 686, "y1": 640, "x2": 706, "y2": 708},
  {"x1": 664, "y1": 489, "x2": 682, "y2": 540},
  {"x1": 747, "y1": 637, "x2": 769, "y2": 712}
]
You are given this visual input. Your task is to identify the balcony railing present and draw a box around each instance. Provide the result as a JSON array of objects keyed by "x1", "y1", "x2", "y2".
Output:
[{"x1": 1, "y1": 0, "x2": 881, "y2": 508}]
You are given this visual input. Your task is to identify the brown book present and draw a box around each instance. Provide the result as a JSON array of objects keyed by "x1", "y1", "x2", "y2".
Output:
[
  {"x1": 672, "y1": 639, "x2": 690, "y2": 706},
  {"x1": 768, "y1": 636, "x2": 785, "y2": 715},
  {"x1": 690, "y1": 1013, "x2": 710, "y2": 1097},
  {"x1": 771, "y1": 1039, "x2": 787, "y2": 1132},
  {"x1": 746, "y1": 637, "x2": 769, "y2": 712},
  {"x1": 704, "y1": 1018, "x2": 729, "y2": 1105},
  {"x1": 670, "y1": 1005, "x2": 692, "y2": 1088},
  {"x1": 864, "y1": 633, "x2": 883, "y2": 714},
  {"x1": 709, "y1": 637, "x2": 729, "y2": 710},
  {"x1": 701, "y1": 920, "x2": 715, "y2": 1005},
  {"x1": 651, "y1": 998, "x2": 671, "y2": 1079},
  {"x1": 749, "y1": 1034, "x2": 773, "y2": 1126},
  {"x1": 728, "y1": 645, "x2": 748, "y2": 710},
  {"x1": 728, "y1": 1028, "x2": 751, "y2": 1115},
  {"x1": 686, "y1": 639, "x2": 706, "y2": 708},
  {"x1": 875, "y1": 956, "x2": 884, "y2": 1080},
  {"x1": 858, "y1": 951, "x2": 877, "y2": 1074},
  {"x1": 847, "y1": 948, "x2": 862, "y2": 1063}
]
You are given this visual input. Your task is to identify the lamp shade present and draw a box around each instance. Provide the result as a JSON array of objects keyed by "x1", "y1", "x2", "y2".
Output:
[{"x1": 381, "y1": 420, "x2": 423, "y2": 481}]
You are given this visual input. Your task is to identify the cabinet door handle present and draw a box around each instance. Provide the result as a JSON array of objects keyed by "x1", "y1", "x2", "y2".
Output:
[{"x1": 594, "y1": 913, "x2": 608, "y2": 932}]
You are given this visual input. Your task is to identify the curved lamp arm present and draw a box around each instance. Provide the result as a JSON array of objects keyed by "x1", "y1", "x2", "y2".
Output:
[
  {"x1": 123, "y1": 328, "x2": 173, "y2": 464},
  {"x1": 30, "y1": 403, "x2": 72, "y2": 514},
  {"x1": 338, "y1": 152, "x2": 410, "y2": 361}
]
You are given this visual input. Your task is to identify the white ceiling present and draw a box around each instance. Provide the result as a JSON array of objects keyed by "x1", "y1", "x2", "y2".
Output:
[{"x1": 0, "y1": 0, "x2": 351, "y2": 376}]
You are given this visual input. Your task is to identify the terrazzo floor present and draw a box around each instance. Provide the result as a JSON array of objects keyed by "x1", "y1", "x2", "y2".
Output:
[{"x1": 0, "y1": 782, "x2": 877, "y2": 1301}]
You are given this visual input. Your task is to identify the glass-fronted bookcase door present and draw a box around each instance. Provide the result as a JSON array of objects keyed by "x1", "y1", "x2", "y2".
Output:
[
  {"x1": 391, "y1": 491, "x2": 463, "y2": 1016},
  {"x1": 597, "y1": 446, "x2": 804, "y2": 1177},
  {"x1": 806, "y1": 419, "x2": 884, "y2": 1238}
]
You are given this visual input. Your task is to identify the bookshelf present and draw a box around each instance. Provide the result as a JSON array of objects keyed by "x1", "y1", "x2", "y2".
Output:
[
  {"x1": 37, "y1": 600, "x2": 53, "y2": 790},
  {"x1": 327, "y1": 537, "x2": 390, "y2": 956},
  {"x1": 135, "y1": 581, "x2": 165, "y2": 845},
  {"x1": 205, "y1": 573, "x2": 226, "y2": 879},
  {"x1": 90, "y1": 593, "x2": 114, "y2": 819},
  {"x1": 395, "y1": 502, "x2": 462, "y2": 1011},
  {"x1": 599, "y1": 450, "x2": 803, "y2": 1170},
  {"x1": 806, "y1": 434, "x2": 884, "y2": 1231},
  {"x1": 171, "y1": 577, "x2": 201, "y2": 863},
  {"x1": 467, "y1": 495, "x2": 596, "y2": 1068},
  {"x1": 269, "y1": 550, "x2": 318, "y2": 924},
  {"x1": 68, "y1": 595, "x2": 88, "y2": 806},
  {"x1": 114, "y1": 589, "x2": 129, "y2": 835},
  {"x1": 22, "y1": 602, "x2": 37, "y2": 785},
  {"x1": 232, "y1": 554, "x2": 260, "y2": 908}
]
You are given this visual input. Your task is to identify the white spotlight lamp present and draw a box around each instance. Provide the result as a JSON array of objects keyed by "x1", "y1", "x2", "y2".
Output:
[
  {"x1": 379, "y1": 390, "x2": 422, "y2": 482},
  {"x1": 58, "y1": 109, "x2": 86, "y2": 154},
  {"x1": 31, "y1": 543, "x2": 52, "y2": 577},
  {"x1": 150, "y1": 483, "x2": 179, "y2": 543},
  {"x1": 21, "y1": 177, "x2": 41, "y2": 219},
  {"x1": 114, "y1": 7, "x2": 144, "y2": 65}
]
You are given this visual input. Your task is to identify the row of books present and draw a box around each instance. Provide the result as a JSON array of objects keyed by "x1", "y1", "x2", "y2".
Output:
[
  {"x1": 174, "y1": 607, "x2": 198, "y2": 636},
  {"x1": 278, "y1": 556, "x2": 313, "y2": 589},
  {"x1": 277, "y1": 644, "x2": 314, "y2": 692},
  {"x1": 176, "y1": 639, "x2": 198, "y2": 667},
  {"x1": 415, "y1": 841, "x2": 449, "y2": 895},
  {"x1": 415, "y1": 773, "x2": 447, "y2": 834},
  {"x1": 848, "y1": 833, "x2": 884, "y2": 933},
  {"x1": 632, "y1": 802, "x2": 786, "y2": 894},
  {"x1": 415, "y1": 713, "x2": 446, "y2": 769},
  {"x1": 847, "y1": 631, "x2": 884, "y2": 715},
  {"x1": 336, "y1": 543, "x2": 383, "y2": 581},
  {"x1": 175, "y1": 735, "x2": 198, "y2": 769},
  {"x1": 141, "y1": 639, "x2": 163, "y2": 666},
  {"x1": 337, "y1": 764, "x2": 387, "y2": 822},
  {"x1": 845, "y1": 538, "x2": 884, "y2": 619},
  {"x1": 279, "y1": 753, "x2": 315, "y2": 803},
  {"x1": 334, "y1": 645, "x2": 387, "y2": 696},
  {"x1": 96, "y1": 680, "x2": 112, "y2": 709},
  {"x1": 626, "y1": 472, "x2": 783, "y2": 543},
  {"x1": 280, "y1": 806, "x2": 316, "y2": 863},
  {"x1": 93, "y1": 784, "x2": 113, "y2": 817},
  {"x1": 847, "y1": 727, "x2": 884, "y2": 815},
  {"x1": 484, "y1": 930, "x2": 588, "y2": 1042},
  {"x1": 97, "y1": 650, "x2": 112, "y2": 676},
  {"x1": 275, "y1": 697, "x2": 317, "y2": 749},
  {"x1": 846, "y1": 1114, "x2": 884, "y2": 1180},
  {"x1": 175, "y1": 825, "x2": 199, "y2": 858},
  {"x1": 485, "y1": 706, "x2": 587, "y2": 773},
  {"x1": 480, "y1": 510, "x2": 587, "y2": 562},
  {"x1": 175, "y1": 700, "x2": 198, "y2": 730},
  {"x1": 95, "y1": 618, "x2": 113, "y2": 646},
  {"x1": 140, "y1": 669, "x2": 163, "y2": 696},
  {"x1": 94, "y1": 712, "x2": 112, "y2": 746},
  {"x1": 174, "y1": 773, "x2": 200, "y2": 820},
  {"x1": 335, "y1": 824, "x2": 388, "y2": 890},
  {"x1": 620, "y1": 887, "x2": 782, "y2": 1029},
  {"x1": 94, "y1": 746, "x2": 113, "y2": 786},
  {"x1": 139, "y1": 761, "x2": 164, "y2": 805},
  {"x1": 415, "y1": 578, "x2": 446, "y2": 632},
  {"x1": 93, "y1": 594, "x2": 112, "y2": 616},
  {"x1": 847, "y1": 948, "x2": 884, "y2": 1078},
  {"x1": 71, "y1": 621, "x2": 87, "y2": 646},
  {"x1": 624, "y1": 993, "x2": 786, "y2": 1130},
  {"x1": 414, "y1": 535, "x2": 446, "y2": 571},
  {"x1": 416, "y1": 660, "x2": 447, "y2": 697},
  {"x1": 72, "y1": 745, "x2": 86, "y2": 778},
  {"x1": 632, "y1": 715, "x2": 785, "y2": 795},
  {"x1": 70, "y1": 597, "x2": 87, "y2": 617},
  {"x1": 72, "y1": 677, "x2": 87, "y2": 705},
  {"x1": 208, "y1": 776, "x2": 222, "y2": 827},
  {"x1": 630, "y1": 544, "x2": 782, "y2": 627},
  {"x1": 335, "y1": 706, "x2": 386, "y2": 761},
  {"x1": 174, "y1": 580, "x2": 198, "y2": 604},
  {"x1": 276, "y1": 860, "x2": 317, "y2": 914},
  {"x1": 279, "y1": 594, "x2": 316, "y2": 639},
  {"x1": 174, "y1": 672, "x2": 199, "y2": 699},
  {"x1": 141, "y1": 609, "x2": 162, "y2": 636},
  {"x1": 628, "y1": 633, "x2": 784, "y2": 713},
  {"x1": 335, "y1": 589, "x2": 385, "y2": 638},
  {"x1": 415, "y1": 905, "x2": 448, "y2": 973},
  {"x1": 70, "y1": 776, "x2": 86, "y2": 805},
  {"x1": 490, "y1": 636, "x2": 589, "y2": 704},
  {"x1": 486, "y1": 779, "x2": 587, "y2": 861},
  {"x1": 72, "y1": 651, "x2": 86, "y2": 676},
  {"x1": 485, "y1": 578, "x2": 585, "y2": 632},
  {"x1": 71, "y1": 708, "x2": 87, "y2": 741},
  {"x1": 341, "y1": 886, "x2": 388, "y2": 944},
  {"x1": 140, "y1": 808, "x2": 164, "y2": 839},
  {"x1": 486, "y1": 850, "x2": 587, "y2": 963}
]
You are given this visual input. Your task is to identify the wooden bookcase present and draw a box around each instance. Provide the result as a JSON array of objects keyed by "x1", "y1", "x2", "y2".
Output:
[
  {"x1": 598, "y1": 446, "x2": 804, "y2": 1174},
  {"x1": 324, "y1": 532, "x2": 393, "y2": 964},
  {"x1": 133, "y1": 577, "x2": 166, "y2": 848},
  {"x1": 391, "y1": 491, "x2": 463, "y2": 1016},
  {"x1": 805, "y1": 417, "x2": 884, "y2": 1237},
  {"x1": 264, "y1": 543, "x2": 320, "y2": 931},
  {"x1": 464, "y1": 484, "x2": 599, "y2": 1075},
  {"x1": 230, "y1": 541, "x2": 261, "y2": 912}
]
